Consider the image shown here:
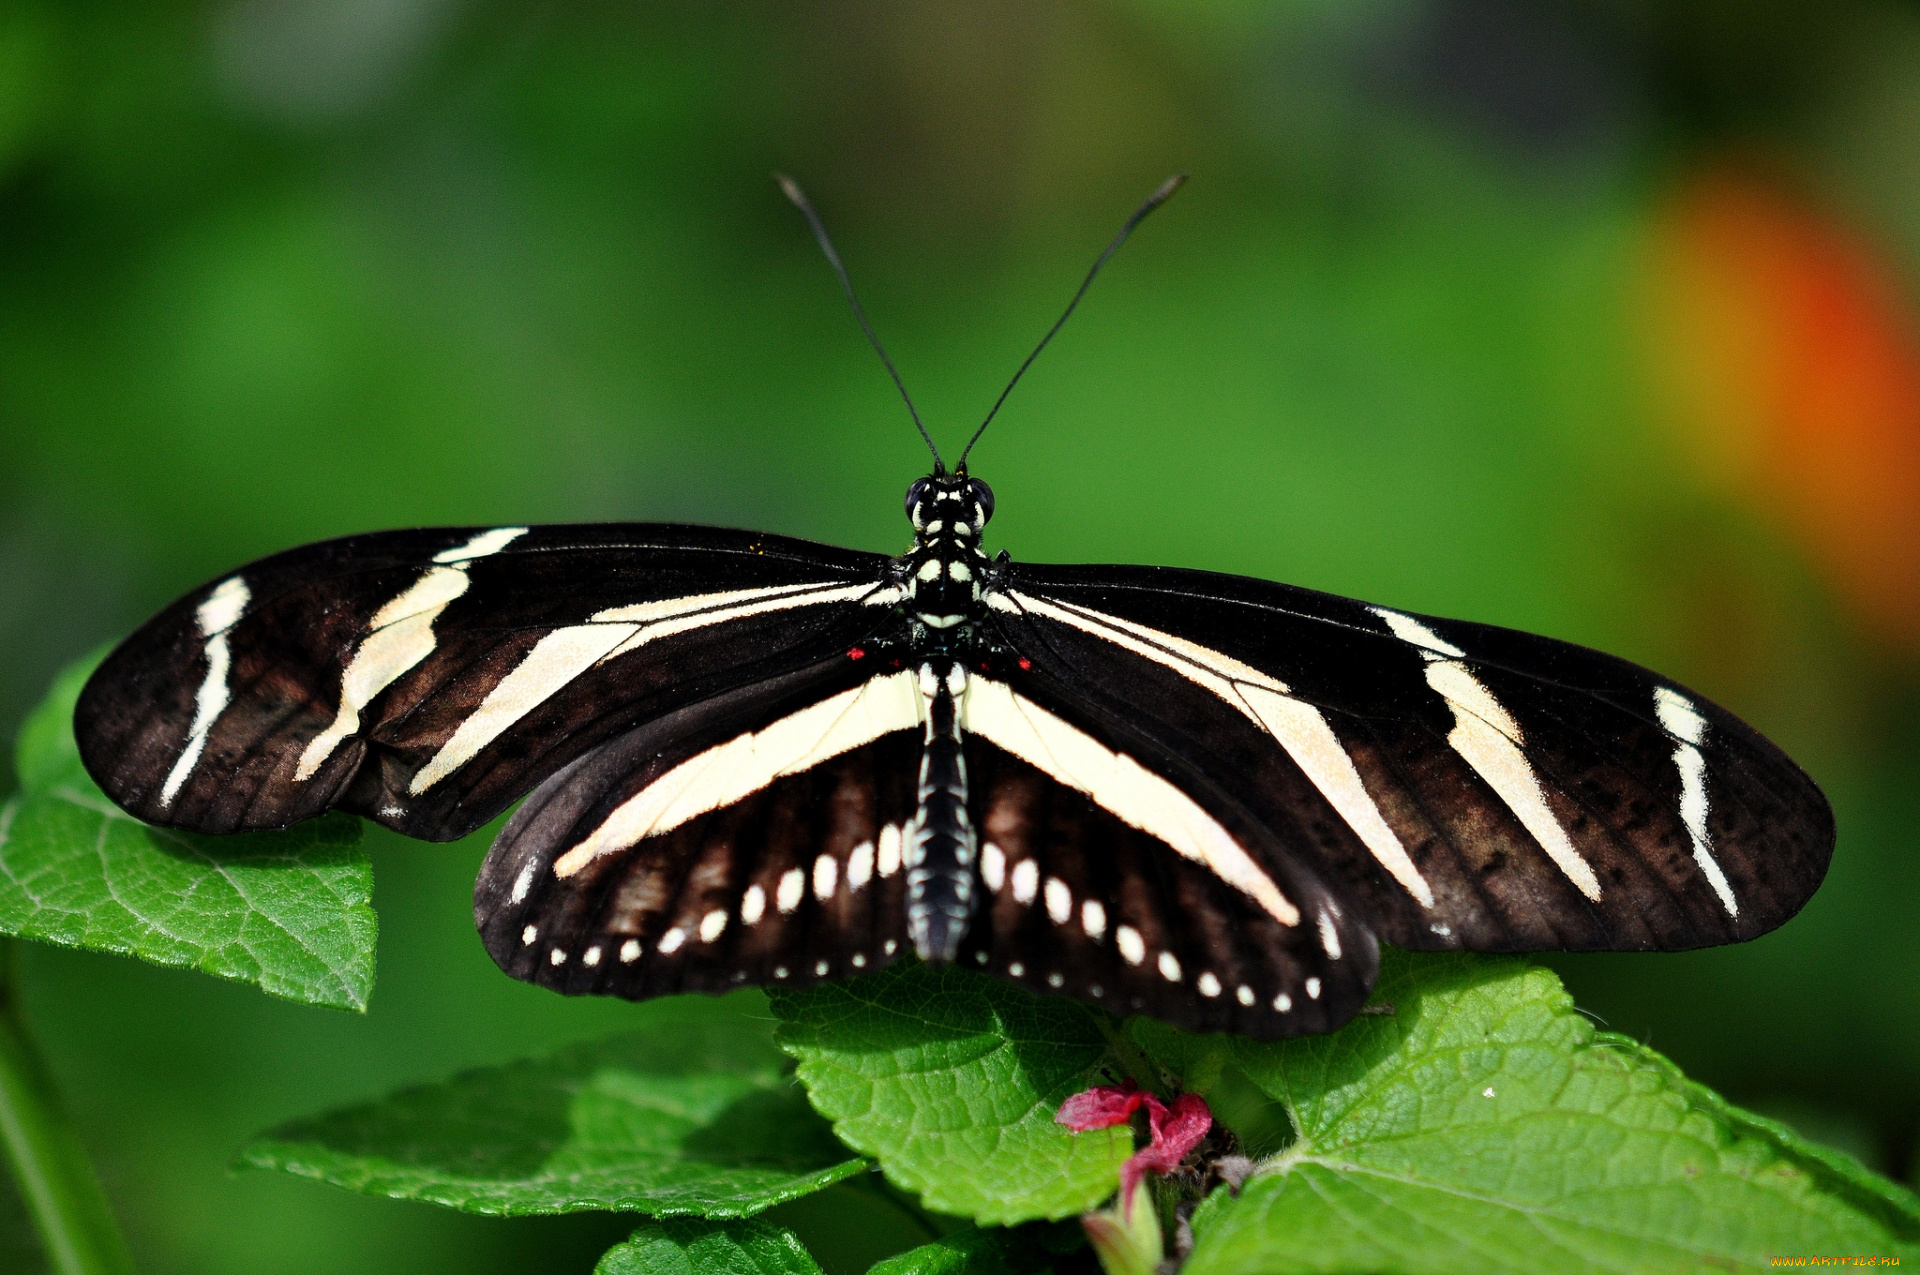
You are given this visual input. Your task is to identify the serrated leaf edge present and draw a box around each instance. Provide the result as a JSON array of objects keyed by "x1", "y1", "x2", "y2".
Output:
[
  {"x1": 238, "y1": 1143, "x2": 870, "y2": 1219},
  {"x1": 1, "y1": 777, "x2": 375, "y2": 1012},
  {"x1": 1210, "y1": 960, "x2": 1920, "y2": 1264}
]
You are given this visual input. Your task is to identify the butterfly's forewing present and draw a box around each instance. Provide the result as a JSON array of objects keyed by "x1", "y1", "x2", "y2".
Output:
[
  {"x1": 988, "y1": 564, "x2": 1833, "y2": 955},
  {"x1": 476, "y1": 664, "x2": 923, "y2": 997},
  {"x1": 75, "y1": 524, "x2": 895, "y2": 839},
  {"x1": 1424, "y1": 624, "x2": 1835, "y2": 942}
]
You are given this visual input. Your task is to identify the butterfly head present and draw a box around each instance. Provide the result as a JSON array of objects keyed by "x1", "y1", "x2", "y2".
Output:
[{"x1": 905, "y1": 472, "x2": 994, "y2": 535}]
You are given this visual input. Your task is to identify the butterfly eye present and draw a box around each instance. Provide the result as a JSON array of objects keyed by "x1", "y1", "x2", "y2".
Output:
[
  {"x1": 968, "y1": 478, "x2": 995, "y2": 523},
  {"x1": 904, "y1": 478, "x2": 931, "y2": 519}
]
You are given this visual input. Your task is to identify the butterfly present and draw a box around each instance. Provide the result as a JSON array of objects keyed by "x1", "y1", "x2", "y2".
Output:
[{"x1": 71, "y1": 176, "x2": 1834, "y2": 1040}]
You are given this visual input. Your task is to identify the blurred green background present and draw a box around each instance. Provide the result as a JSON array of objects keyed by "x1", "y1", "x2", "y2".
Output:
[{"x1": 3, "y1": 2, "x2": 1918, "y2": 1271}]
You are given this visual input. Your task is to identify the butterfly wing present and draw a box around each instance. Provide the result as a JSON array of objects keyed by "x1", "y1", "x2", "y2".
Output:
[
  {"x1": 76, "y1": 513, "x2": 1834, "y2": 1036},
  {"x1": 75, "y1": 524, "x2": 901, "y2": 839},
  {"x1": 955, "y1": 731, "x2": 1377, "y2": 1039},
  {"x1": 475, "y1": 659, "x2": 1376, "y2": 1039},
  {"x1": 985, "y1": 563, "x2": 1834, "y2": 954},
  {"x1": 475, "y1": 662, "x2": 925, "y2": 997}
]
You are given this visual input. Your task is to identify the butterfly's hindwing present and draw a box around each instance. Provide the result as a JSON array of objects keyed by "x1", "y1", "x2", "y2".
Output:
[
  {"x1": 958, "y1": 739, "x2": 1375, "y2": 1037},
  {"x1": 989, "y1": 564, "x2": 1833, "y2": 955},
  {"x1": 75, "y1": 523, "x2": 896, "y2": 839},
  {"x1": 476, "y1": 657, "x2": 1376, "y2": 1038},
  {"x1": 477, "y1": 681, "x2": 927, "y2": 997}
]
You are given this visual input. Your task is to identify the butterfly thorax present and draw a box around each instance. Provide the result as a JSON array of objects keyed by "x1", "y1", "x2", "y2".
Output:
[{"x1": 900, "y1": 471, "x2": 995, "y2": 634}]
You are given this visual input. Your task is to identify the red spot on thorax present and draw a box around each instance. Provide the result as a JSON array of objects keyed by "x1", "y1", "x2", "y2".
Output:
[
  {"x1": 1018, "y1": 657, "x2": 1032, "y2": 671},
  {"x1": 848, "y1": 648, "x2": 865, "y2": 660}
]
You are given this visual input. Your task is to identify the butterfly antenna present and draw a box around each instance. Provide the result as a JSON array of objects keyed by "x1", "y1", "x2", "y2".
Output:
[
  {"x1": 958, "y1": 173, "x2": 1187, "y2": 469},
  {"x1": 777, "y1": 173, "x2": 943, "y2": 473}
]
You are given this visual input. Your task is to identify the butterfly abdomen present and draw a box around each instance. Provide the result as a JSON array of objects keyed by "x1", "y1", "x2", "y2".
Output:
[{"x1": 905, "y1": 658, "x2": 978, "y2": 962}]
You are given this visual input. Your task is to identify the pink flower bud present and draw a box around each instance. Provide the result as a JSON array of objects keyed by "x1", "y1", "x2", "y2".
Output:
[{"x1": 1056, "y1": 1083, "x2": 1215, "y2": 1217}]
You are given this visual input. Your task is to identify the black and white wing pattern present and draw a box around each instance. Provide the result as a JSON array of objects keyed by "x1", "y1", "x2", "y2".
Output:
[
  {"x1": 75, "y1": 524, "x2": 901, "y2": 840},
  {"x1": 72, "y1": 487, "x2": 1835, "y2": 1043},
  {"x1": 477, "y1": 668, "x2": 1378, "y2": 1038},
  {"x1": 983, "y1": 563, "x2": 1834, "y2": 955},
  {"x1": 472, "y1": 664, "x2": 928, "y2": 1002},
  {"x1": 954, "y1": 730, "x2": 1376, "y2": 1037}
]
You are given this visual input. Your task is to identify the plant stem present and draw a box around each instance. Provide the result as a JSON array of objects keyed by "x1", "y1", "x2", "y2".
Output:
[{"x1": 0, "y1": 939, "x2": 137, "y2": 1275}]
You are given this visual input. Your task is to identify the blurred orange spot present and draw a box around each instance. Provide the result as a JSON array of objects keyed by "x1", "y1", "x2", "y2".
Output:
[{"x1": 1646, "y1": 170, "x2": 1920, "y2": 651}]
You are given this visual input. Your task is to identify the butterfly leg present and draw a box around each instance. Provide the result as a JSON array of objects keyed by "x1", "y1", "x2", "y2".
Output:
[{"x1": 908, "y1": 658, "x2": 978, "y2": 961}]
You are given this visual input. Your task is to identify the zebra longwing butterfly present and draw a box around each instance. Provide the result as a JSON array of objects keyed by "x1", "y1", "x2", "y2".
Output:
[{"x1": 71, "y1": 178, "x2": 1833, "y2": 1040}]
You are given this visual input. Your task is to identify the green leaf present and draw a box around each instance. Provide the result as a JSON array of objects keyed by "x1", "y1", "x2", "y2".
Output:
[
  {"x1": 770, "y1": 960, "x2": 1132, "y2": 1226},
  {"x1": 0, "y1": 653, "x2": 375, "y2": 1012},
  {"x1": 1165, "y1": 951, "x2": 1920, "y2": 1275},
  {"x1": 866, "y1": 1231, "x2": 1013, "y2": 1275},
  {"x1": 866, "y1": 1223, "x2": 1086, "y2": 1275},
  {"x1": 595, "y1": 1218, "x2": 823, "y2": 1275},
  {"x1": 242, "y1": 991, "x2": 868, "y2": 1217},
  {"x1": 12, "y1": 658, "x2": 92, "y2": 799},
  {"x1": 866, "y1": 1231, "x2": 1015, "y2": 1275}
]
